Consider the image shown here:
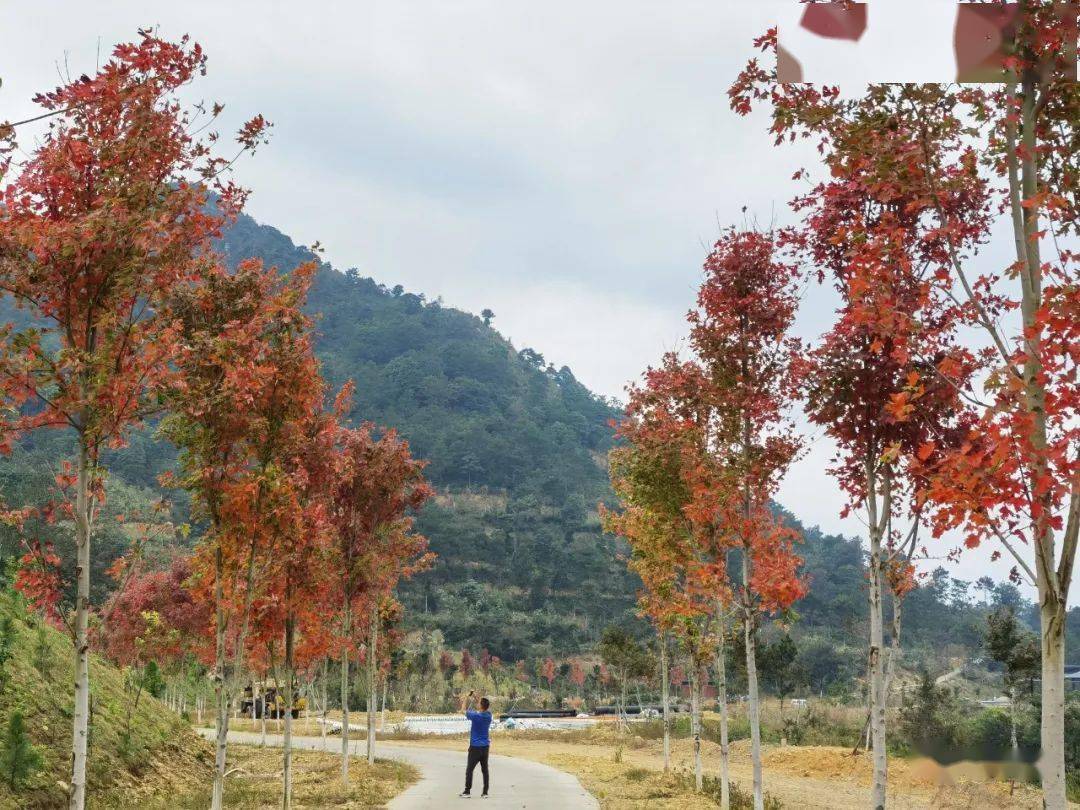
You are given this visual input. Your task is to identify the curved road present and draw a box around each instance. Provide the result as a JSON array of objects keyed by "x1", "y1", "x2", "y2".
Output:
[{"x1": 199, "y1": 729, "x2": 598, "y2": 809}]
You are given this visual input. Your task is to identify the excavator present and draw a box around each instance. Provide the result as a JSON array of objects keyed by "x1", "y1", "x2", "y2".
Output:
[{"x1": 240, "y1": 679, "x2": 307, "y2": 719}]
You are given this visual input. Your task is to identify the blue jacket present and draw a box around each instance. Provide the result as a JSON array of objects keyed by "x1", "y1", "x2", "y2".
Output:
[{"x1": 465, "y1": 710, "x2": 492, "y2": 747}]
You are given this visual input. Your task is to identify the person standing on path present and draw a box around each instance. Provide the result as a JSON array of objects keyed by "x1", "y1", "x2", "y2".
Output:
[{"x1": 459, "y1": 690, "x2": 492, "y2": 798}]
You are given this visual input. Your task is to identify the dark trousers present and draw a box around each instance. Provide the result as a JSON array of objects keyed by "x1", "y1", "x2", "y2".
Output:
[{"x1": 465, "y1": 745, "x2": 490, "y2": 794}]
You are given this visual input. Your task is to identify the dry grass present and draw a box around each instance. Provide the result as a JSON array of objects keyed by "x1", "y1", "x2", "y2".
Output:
[
  {"x1": 391, "y1": 727, "x2": 1061, "y2": 809},
  {"x1": 541, "y1": 754, "x2": 722, "y2": 810},
  {"x1": 147, "y1": 744, "x2": 417, "y2": 809}
]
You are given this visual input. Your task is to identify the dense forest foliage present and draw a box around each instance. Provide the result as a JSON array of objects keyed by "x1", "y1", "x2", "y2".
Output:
[{"x1": 0, "y1": 210, "x2": 1075, "y2": 666}]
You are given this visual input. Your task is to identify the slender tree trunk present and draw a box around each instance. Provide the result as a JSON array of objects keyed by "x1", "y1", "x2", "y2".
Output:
[
  {"x1": 660, "y1": 635, "x2": 670, "y2": 773},
  {"x1": 884, "y1": 591, "x2": 903, "y2": 697},
  {"x1": 341, "y1": 598, "x2": 351, "y2": 784},
  {"x1": 1010, "y1": 685, "x2": 1019, "y2": 751},
  {"x1": 715, "y1": 604, "x2": 730, "y2": 810},
  {"x1": 212, "y1": 545, "x2": 229, "y2": 810},
  {"x1": 1006, "y1": 50, "x2": 1072, "y2": 810},
  {"x1": 620, "y1": 673, "x2": 629, "y2": 732},
  {"x1": 282, "y1": 612, "x2": 295, "y2": 810},
  {"x1": 738, "y1": 420, "x2": 764, "y2": 810},
  {"x1": 321, "y1": 658, "x2": 329, "y2": 749},
  {"x1": 69, "y1": 440, "x2": 92, "y2": 810},
  {"x1": 1039, "y1": 598, "x2": 1067, "y2": 809},
  {"x1": 742, "y1": 553, "x2": 764, "y2": 810},
  {"x1": 863, "y1": 459, "x2": 890, "y2": 810},
  {"x1": 868, "y1": 525, "x2": 887, "y2": 810},
  {"x1": 380, "y1": 676, "x2": 388, "y2": 732},
  {"x1": 690, "y1": 660, "x2": 702, "y2": 792},
  {"x1": 367, "y1": 602, "x2": 378, "y2": 765}
]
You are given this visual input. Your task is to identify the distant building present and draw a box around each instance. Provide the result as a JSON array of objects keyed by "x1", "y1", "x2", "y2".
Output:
[
  {"x1": 1066, "y1": 665, "x2": 1080, "y2": 692},
  {"x1": 978, "y1": 696, "x2": 1012, "y2": 709},
  {"x1": 1035, "y1": 665, "x2": 1080, "y2": 693}
]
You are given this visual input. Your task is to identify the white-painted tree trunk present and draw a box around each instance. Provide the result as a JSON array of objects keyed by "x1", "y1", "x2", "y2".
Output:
[
  {"x1": 690, "y1": 661, "x2": 703, "y2": 792},
  {"x1": 884, "y1": 590, "x2": 903, "y2": 698},
  {"x1": 1004, "y1": 59, "x2": 1074, "y2": 810},
  {"x1": 715, "y1": 605, "x2": 730, "y2": 810},
  {"x1": 619, "y1": 672, "x2": 629, "y2": 732},
  {"x1": 321, "y1": 658, "x2": 329, "y2": 749},
  {"x1": 282, "y1": 616, "x2": 295, "y2": 810},
  {"x1": 1010, "y1": 686, "x2": 1018, "y2": 751},
  {"x1": 660, "y1": 636, "x2": 670, "y2": 773},
  {"x1": 868, "y1": 526, "x2": 887, "y2": 810},
  {"x1": 1038, "y1": 598, "x2": 1067, "y2": 809},
  {"x1": 742, "y1": 553, "x2": 764, "y2": 810},
  {"x1": 69, "y1": 442, "x2": 92, "y2": 810},
  {"x1": 341, "y1": 598, "x2": 351, "y2": 784},
  {"x1": 212, "y1": 545, "x2": 229, "y2": 810},
  {"x1": 380, "y1": 676, "x2": 388, "y2": 732},
  {"x1": 367, "y1": 603, "x2": 378, "y2": 765}
]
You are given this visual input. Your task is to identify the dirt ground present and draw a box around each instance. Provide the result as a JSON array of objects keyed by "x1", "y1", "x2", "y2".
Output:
[{"x1": 392, "y1": 730, "x2": 1059, "y2": 809}]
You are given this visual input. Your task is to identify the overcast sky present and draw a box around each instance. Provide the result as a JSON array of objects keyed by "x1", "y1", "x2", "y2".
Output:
[{"x1": 2, "y1": 1, "x2": 1032, "y2": 592}]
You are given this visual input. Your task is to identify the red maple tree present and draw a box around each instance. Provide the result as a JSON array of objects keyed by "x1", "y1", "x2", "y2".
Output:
[
  {"x1": 0, "y1": 32, "x2": 268, "y2": 809},
  {"x1": 164, "y1": 257, "x2": 317, "y2": 808},
  {"x1": 731, "y1": 9, "x2": 1077, "y2": 801},
  {"x1": 326, "y1": 420, "x2": 432, "y2": 773}
]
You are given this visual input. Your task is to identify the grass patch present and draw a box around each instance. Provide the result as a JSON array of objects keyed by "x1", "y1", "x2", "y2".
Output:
[
  {"x1": 151, "y1": 744, "x2": 418, "y2": 809},
  {"x1": 0, "y1": 592, "x2": 211, "y2": 810}
]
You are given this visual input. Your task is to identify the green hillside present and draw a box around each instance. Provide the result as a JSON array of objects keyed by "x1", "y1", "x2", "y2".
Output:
[
  {"x1": 0, "y1": 587, "x2": 211, "y2": 809},
  {"x1": 221, "y1": 213, "x2": 639, "y2": 659}
]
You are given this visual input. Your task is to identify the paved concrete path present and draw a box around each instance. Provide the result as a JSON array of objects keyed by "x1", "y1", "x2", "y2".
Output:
[{"x1": 198, "y1": 729, "x2": 599, "y2": 809}]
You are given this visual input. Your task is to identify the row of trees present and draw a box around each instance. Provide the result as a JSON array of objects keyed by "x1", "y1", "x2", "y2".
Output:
[
  {"x1": 604, "y1": 228, "x2": 807, "y2": 808},
  {"x1": 0, "y1": 33, "x2": 432, "y2": 810},
  {"x1": 729, "y1": 5, "x2": 1078, "y2": 808},
  {"x1": 608, "y1": 6, "x2": 1077, "y2": 810}
]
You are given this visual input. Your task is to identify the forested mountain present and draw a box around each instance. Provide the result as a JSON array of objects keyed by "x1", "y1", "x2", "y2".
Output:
[
  {"x1": 0, "y1": 209, "x2": 1073, "y2": 666},
  {"x1": 221, "y1": 213, "x2": 1080, "y2": 665},
  {"x1": 220, "y1": 213, "x2": 638, "y2": 660}
]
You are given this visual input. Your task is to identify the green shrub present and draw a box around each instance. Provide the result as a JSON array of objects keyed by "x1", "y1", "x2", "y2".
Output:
[
  {"x1": 898, "y1": 668, "x2": 964, "y2": 755},
  {"x1": 31, "y1": 623, "x2": 51, "y2": 678},
  {"x1": 0, "y1": 711, "x2": 42, "y2": 790},
  {"x1": 962, "y1": 708, "x2": 1012, "y2": 752},
  {"x1": 142, "y1": 661, "x2": 166, "y2": 699}
]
